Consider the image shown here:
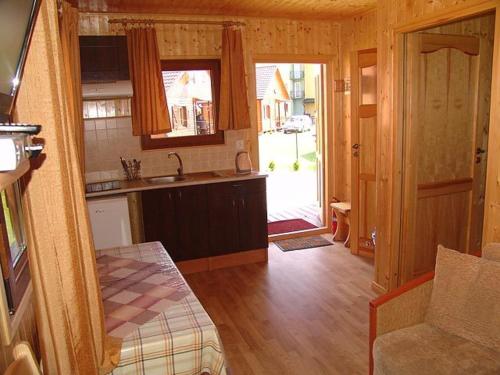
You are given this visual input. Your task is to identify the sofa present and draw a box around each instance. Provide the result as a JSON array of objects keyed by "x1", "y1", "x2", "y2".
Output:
[{"x1": 370, "y1": 244, "x2": 500, "y2": 375}]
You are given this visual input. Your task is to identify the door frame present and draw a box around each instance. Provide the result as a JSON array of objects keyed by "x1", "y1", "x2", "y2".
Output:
[
  {"x1": 390, "y1": 4, "x2": 499, "y2": 289},
  {"x1": 252, "y1": 55, "x2": 335, "y2": 238}
]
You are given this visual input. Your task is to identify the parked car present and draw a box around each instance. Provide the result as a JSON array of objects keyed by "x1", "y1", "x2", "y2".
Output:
[{"x1": 283, "y1": 115, "x2": 313, "y2": 133}]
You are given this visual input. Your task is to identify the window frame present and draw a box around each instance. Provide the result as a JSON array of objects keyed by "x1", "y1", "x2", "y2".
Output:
[{"x1": 141, "y1": 59, "x2": 224, "y2": 150}]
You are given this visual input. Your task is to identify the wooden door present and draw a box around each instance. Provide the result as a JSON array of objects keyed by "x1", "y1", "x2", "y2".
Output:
[
  {"x1": 237, "y1": 179, "x2": 268, "y2": 252},
  {"x1": 207, "y1": 182, "x2": 240, "y2": 256},
  {"x1": 351, "y1": 49, "x2": 377, "y2": 256},
  {"x1": 400, "y1": 33, "x2": 490, "y2": 284}
]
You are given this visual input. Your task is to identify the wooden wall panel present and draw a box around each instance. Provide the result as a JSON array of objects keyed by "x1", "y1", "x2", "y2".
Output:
[
  {"x1": 412, "y1": 192, "x2": 470, "y2": 277},
  {"x1": 337, "y1": 10, "x2": 377, "y2": 202},
  {"x1": 416, "y1": 48, "x2": 477, "y2": 184},
  {"x1": 376, "y1": 0, "x2": 498, "y2": 292}
]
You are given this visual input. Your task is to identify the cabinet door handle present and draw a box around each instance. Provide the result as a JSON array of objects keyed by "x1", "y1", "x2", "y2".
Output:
[
  {"x1": 168, "y1": 192, "x2": 172, "y2": 201},
  {"x1": 232, "y1": 199, "x2": 236, "y2": 208},
  {"x1": 232, "y1": 184, "x2": 242, "y2": 188},
  {"x1": 241, "y1": 198, "x2": 245, "y2": 208},
  {"x1": 178, "y1": 191, "x2": 182, "y2": 199}
]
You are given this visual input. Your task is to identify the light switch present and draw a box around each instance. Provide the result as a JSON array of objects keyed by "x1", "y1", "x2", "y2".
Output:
[{"x1": 236, "y1": 140, "x2": 244, "y2": 150}]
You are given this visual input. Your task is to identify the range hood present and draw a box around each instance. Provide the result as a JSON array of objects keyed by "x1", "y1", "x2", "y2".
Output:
[{"x1": 82, "y1": 80, "x2": 133, "y2": 100}]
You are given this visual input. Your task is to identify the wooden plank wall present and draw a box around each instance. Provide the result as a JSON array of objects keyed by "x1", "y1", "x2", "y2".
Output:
[
  {"x1": 337, "y1": 10, "x2": 377, "y2": 202},
  {"x1": 376, "y1": 0, "x2": 499, "y2": 292}
]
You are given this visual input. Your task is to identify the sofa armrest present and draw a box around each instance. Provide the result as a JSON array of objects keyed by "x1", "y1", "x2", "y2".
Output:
[
  {"x1": 369, "y1": 272, "x2": 434, "y2": 375},
  {"x1": 482, "y1": 243, "x2": 500, "y2": 262}
]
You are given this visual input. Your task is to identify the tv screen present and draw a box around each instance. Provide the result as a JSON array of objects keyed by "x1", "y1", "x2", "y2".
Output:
[{"x1": 0, "y1": 0, "x2": 41, "y2": 121}]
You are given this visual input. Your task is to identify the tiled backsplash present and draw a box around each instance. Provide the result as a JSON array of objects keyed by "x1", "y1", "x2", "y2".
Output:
[{"x1": 84, "y1": 116, "x2": 250, "y2": 183}]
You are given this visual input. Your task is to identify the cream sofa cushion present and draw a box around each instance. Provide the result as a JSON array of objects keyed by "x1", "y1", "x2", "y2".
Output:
[
  {"x1": 373, "y1": 323, "x2": 500, "y2": 375},
  {"x1": 425, "y1": 246, "x2": 500, "y2": 353}
]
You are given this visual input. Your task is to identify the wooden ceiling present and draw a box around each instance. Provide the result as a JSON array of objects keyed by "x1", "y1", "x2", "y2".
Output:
[{"x1": 76, "y1": 0, "x2": 376, "y2": 20}]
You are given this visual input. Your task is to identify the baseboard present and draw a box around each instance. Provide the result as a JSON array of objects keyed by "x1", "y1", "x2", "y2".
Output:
[
  {"x1": 175, "y1": 258, "x2": 209, "y2": 275},
  {"x1": 176, "y1": 248, "x2": 268, "y2": 275},
  {"x1": 352, "y1": 247, "x2": 375, "y2": 258}
]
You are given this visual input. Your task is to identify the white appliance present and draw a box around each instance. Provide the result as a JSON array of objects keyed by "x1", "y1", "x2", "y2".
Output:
[
  {"x1": 82, "y1": 80, "x2": 133, "y2": 99},
  {"x1": 87, "y1": 195, "x2": 132, "y2": 250}
]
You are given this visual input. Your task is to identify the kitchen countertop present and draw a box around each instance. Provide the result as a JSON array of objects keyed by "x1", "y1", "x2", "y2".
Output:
[{"x1": 85, "y1": 170, "x2": 267, "y2": 199}]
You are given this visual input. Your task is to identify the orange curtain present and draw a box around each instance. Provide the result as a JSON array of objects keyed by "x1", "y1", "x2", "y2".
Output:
[
  {"x1": 126, "y1": 26, "x2": 172, "y2": 136},
  {"x1": 218, "y1": 26, "x2": 251, "y2": 130},
  {"x1": 59, "y1": 2, "x2": 84, "y2": 174},
  {"x1": 14, "y1": 1, "x2": 121, "y2": 374}
]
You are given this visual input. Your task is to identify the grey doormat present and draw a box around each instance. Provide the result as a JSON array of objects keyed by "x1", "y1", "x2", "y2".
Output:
[{"x1": 274, "y1": 236, "x2": 333, "y2": 252}]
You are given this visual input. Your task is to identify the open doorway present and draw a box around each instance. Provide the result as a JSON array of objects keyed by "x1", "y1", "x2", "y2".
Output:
[
  {"x1": 255, "y1": 63, "x2": 325, "y2": 235},
  {"x1": 398, "y1": 12, "x2": 495, "y2": 284}
]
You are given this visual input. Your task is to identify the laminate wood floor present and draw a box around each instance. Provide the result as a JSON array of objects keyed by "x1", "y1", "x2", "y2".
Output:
[{"x1": 184, "y1": 235, "x2": 376, "y2": 375}]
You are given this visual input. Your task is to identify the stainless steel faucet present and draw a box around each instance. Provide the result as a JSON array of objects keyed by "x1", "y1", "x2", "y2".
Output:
[{"x1": 168, "y1": 152, "x2": 184, "y2": 177}]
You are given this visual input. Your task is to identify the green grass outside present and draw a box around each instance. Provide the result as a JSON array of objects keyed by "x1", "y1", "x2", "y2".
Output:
[{"x1": 259, "y1": 132, "x2": 318, "y2": 172}]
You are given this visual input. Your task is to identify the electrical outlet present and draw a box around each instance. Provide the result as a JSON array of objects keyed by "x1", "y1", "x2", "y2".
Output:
[{"x1": 235, "y1": 140, "x2": 244, "y2": 150}]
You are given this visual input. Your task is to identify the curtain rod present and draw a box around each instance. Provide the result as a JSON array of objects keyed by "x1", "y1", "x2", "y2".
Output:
[{"x1": 108, "y1": 18, "x2": 246, "y2": 27}]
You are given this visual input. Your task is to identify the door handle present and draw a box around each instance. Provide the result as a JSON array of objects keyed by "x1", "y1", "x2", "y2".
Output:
[
  {"x1": 352, "y1": 143, "x2": 360, "y2": 157},
  {"x1": 476, "y1": 148, "x2": 486, "y2": 163}
]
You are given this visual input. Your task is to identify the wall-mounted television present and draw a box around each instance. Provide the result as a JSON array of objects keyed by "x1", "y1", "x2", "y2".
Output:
[{"x1": 0, "y1": 0, "x2": 42, "y2": 122}]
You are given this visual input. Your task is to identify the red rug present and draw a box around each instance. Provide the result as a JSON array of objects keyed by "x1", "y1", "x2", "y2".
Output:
[{"x1": 268, "y1": 219, "x2": 317, "y2": 235}]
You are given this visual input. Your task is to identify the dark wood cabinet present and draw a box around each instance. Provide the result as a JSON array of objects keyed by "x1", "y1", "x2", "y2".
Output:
[
  {"x1": 236, "y1": 180, "x2": 268, "y2": 252},
  {"x1": 142, "y1": 185, "x2": 209, "y2": 262},
  {"x1": 207, "y1": 183, "x2": 239, "y2": 256},
  {"x1": 142, "y1": 188, "x2": 179, "y2": 257},
  {"x1": 208, "y1": 179, "x2": 268, "y2": 256},
  {"x1": 142, "y1": 178, "x2": 268, "y2": 262},
  {"x1": 173, "y1": 185, "x2": 209, "y2": 261},
  {"x1": 79, "y1": 36, "x2": 129, "y2": 83}
]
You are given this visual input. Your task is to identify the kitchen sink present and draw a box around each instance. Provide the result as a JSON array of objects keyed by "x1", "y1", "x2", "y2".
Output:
[{"x1": 144, "y1": 175, "x2": 187, "y2": 184}]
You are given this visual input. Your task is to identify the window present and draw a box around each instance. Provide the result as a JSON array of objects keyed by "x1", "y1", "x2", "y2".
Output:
[
  {"x1": 292, "y1": 81, "x2": 304, "y2": 98},
  {"x1": 142, "y1": 59, "x2": 224, "y2": 149},
  {"x1": 265, "y1": 105, "x2": 271, "y2": 119},
  {"x1": 0, "y1": 180, "x2": 30, "y2": 313}
]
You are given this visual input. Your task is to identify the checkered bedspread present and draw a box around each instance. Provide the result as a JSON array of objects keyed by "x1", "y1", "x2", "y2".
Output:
[{"x1": 96, "y1": 242, "x2": 227, "y2": 375}]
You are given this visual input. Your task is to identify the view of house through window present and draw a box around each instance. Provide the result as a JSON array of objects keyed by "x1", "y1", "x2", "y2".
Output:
[{"x1": 151, "y1": 69, "x2": 216, "y2": 139}]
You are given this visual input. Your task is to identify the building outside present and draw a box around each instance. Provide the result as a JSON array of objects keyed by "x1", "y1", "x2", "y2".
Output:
[{"x1": 255, "y1": 65, "x2": 291, "y2": 133}]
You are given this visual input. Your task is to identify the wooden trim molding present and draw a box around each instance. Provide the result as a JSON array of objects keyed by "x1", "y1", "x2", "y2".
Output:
[
  {"x1": 416, "y1": 178, "x2": 473, "y2": 199},
  {"x1": 268, "y1": 226, "x2": 329, "y2": 242},
  {"x1": 420, "y1": 33, "x2": 480, "y2": 55}
]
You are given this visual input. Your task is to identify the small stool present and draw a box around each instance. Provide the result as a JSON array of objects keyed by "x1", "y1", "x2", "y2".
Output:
[{"x1": 330, "y1": 202, "x2": 351, "y2": 248}]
